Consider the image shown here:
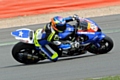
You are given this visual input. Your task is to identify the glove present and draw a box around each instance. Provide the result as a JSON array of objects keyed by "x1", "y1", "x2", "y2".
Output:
[
  {"x1": 72, "y1": 14, "x2": 79, "y2": 20},
  {"x1": 72, "y1": 14, "x2": 80, "y2": 28}
]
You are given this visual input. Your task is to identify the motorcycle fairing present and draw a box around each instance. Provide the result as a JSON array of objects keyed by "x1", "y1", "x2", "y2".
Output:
[
  {"x1": 11, "y1": 28, "x2": 31, "y2": 38},
  {"x1": 85, "y1": 18, "x2": 101, "y2": 30},
  {"x1": 11, "y1": 28, "x2": 34, "y2": 44},
  {"x1": 77, "y1": 31, "x2": 105, "y2": 47}
]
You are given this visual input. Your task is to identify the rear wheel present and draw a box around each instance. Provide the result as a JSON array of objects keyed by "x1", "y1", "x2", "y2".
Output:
[
  {"x1": 12, "y1": 42, "x2": 40, "y2": 64},
  {"x1": 87, "y1": 35, "x2": 114, "y2": 54}
]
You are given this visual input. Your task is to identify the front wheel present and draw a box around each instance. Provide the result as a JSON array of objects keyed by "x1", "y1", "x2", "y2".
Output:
[
  {"x1": 12, "y1": 42, "x2": 40, "y2": 64},
  {"x1": 87, "y1": 35, "x2": 114, "y2": 54}
]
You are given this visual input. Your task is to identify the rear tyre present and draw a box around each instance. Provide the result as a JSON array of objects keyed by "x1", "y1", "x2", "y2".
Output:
[{"x1": 12, "y1": 42, "x2": 40, "y2": 64}]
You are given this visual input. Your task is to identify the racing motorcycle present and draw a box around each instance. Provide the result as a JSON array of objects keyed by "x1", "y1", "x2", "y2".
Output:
[{"x1": 11, "y1": 17, "x2": 114, "y2": 64}]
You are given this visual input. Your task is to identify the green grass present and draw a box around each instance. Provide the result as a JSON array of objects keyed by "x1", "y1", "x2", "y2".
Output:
[{"x1": 86, "y1": 76, "x2": 120, "y2": 80}]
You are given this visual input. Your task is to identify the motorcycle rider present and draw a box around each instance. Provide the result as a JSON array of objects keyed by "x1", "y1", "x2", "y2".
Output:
[{"x1": 34, "y1": 14, "x2": 88, "y2": 62}]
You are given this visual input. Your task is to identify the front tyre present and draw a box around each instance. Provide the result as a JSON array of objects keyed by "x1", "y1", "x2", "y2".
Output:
[
  {"x1": 87, "y1": 35, "x2": 114, "y2": 54},
  {"x1": 12, "y1": 42, "x2": 40, "y2": 64}
]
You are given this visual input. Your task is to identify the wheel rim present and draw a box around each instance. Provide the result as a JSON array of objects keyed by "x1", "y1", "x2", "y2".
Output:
[{"x1": 99, "y1": 39, "x2": 111, "y2": 51}]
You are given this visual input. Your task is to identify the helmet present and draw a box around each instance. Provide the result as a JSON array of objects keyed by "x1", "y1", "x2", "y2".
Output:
[
  {"x1": 51, "y1": 16, "x2": 66, "y2": 32},
  {"x1": 80, "y1": 20, "x2": 88, "y2": 30}
]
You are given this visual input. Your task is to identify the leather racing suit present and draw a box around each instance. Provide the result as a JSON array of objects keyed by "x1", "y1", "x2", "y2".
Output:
[{"x1": 34, "y1": 16, "x2": 80, "y2": 61}]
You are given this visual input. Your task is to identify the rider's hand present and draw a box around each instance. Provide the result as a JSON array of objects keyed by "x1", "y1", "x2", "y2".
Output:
[
  {"x1": 72, "y1": 14, "x2": 80, "y2": 27},
  {"x1": 72, "y1": 14, "x2": 79, "y2": 20}
]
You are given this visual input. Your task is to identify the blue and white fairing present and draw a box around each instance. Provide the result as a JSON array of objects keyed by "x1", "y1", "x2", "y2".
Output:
[
  {"x1": 85, "y1": 18, "x2": 101, "y2": 30},
  {"x1": 58, "y1": 24, "x2": 74, "y2": 39},
  {"x1": 77, "y1": 31, "x2": 105, "y2": 44},
  {"x1": 12, "y1": 28, "x2": 30, "y2": 38},
  {"x1": 77, "y1": 18, "x2": 106, "y2": 47},
  {"x1": 11, "y1": 28, "x2": 34, "y2": 44}
]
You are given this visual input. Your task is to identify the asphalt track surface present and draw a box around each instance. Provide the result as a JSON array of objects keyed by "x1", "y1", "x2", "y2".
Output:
[{"x1": 0, "y1": 14, "x2": 120, "y2": 80}]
